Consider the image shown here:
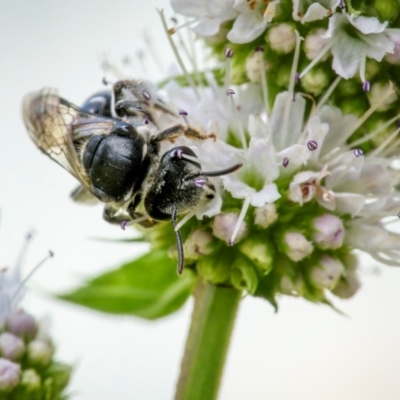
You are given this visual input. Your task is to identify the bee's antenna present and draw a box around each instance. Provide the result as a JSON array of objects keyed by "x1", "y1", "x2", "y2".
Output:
[
  {"x1": 187, "y1": 163, "x2": 243, "y2": 180},
  {"x1": 172, "y1": 206, "x2": 184, "y2": 275}
]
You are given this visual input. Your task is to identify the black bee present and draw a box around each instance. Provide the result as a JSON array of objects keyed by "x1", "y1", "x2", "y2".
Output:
[{"x1": 22, "y1": 80, "x2": 241, "y2": 273}]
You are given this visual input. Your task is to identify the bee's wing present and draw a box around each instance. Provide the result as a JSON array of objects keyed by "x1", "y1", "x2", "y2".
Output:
[{"x1": 22, "y1": 87, "x2": 118, "y2": 189}]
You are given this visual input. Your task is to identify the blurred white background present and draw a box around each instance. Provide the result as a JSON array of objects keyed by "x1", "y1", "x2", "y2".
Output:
[{"x1": 1, "y1": 1, "x2": 400, "y2": 399}]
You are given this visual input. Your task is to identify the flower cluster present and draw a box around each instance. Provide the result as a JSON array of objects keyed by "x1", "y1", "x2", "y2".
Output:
[
  {"x1": 0, "y1": 235, "x2": 71, "y2": 399},
  {"x1": 128, "y1": 0, "x2": 400, "y2": 309}
]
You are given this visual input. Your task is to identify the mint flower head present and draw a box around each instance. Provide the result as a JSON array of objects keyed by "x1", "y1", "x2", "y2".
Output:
[
  {"x1": 119, "y1": 1, "x2": 400, "y2": 310},
  {"x1": 0, "y1": 233, "x2": 72, "y2": 399}
]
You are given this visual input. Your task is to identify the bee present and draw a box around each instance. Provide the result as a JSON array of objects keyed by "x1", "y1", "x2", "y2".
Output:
[{"x1": 22, "y1": 80, "x2": 241, "y2": 274}]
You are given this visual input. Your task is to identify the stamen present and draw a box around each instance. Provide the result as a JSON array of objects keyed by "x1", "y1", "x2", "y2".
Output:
[
  {"x1": 281, "y1": 31, "x2": 301, "y2": 148},
  {"x1": 194, "y1": 177, "x2": 207, "y2": 187},
  {"x1": 12, "y1": 250, "x2": 54, "y2": 306},
  {"x1": 120, "y1": 215, "x2": 148, "y2": 230},
  {"x1": 339, "y1": 0, "x2": 346, "y2": 9},
  {"x1": 299, "y1": 39, "x2": 336, "y2": 79},
  {"x1": 179, "y1": 109, "x2": 190, "y2": 125},
  {"x1": 362, "y1": 81, "x2": 371, "y2": 92},
  {"x1": 283, "y1": 157, "x2": 289, "y2": 167},
  {"x1": 168, "y1": 17, "x2": 199, "y2": 33},
  {"x1": 314, "y1": 76, "x2": 341, "y2": 115},
  {"x1": 144, "y1": 115, "x2": 150, "y2": 125},
  {"x1": 224, "y1": 48, "x2": 234, "y2": 90},
  {"x1": 174, "y1": 210, "x2": 196, "y2": 232},
  {"x1": 353, "y1": 148, "x2": 364, "y2": 157},
  {"x1": 142, "y1": 90, "x2": 151, "y2": 101},
  {"x1": 307, "y1": 140, "x2": 318, "y2": 151},
  {"x1": 295, "y1": 72, "x2": 300, "y2": 84},
  {"x1": 255, "y1": 47, "x2": 269, "y2": 113},
  {"x1": 345, "y1": 112, "x2": 400, "y2": 149},
  {"x1": 344, "y1": 83, "x2": 395, "y2": 143},
  {"x1": 157, "y1": 9, "x2": 200, "y2": 99},
  {"x1": 369, "y1": 127, "x2": 400, "y2": 157},
  {"x1": 14, "y1": 230, "x2": 35, "y2": 273},
  {"x1": 229, "y1": 196, "x2": 251, "y2": 245},
  {"x1": 226, "y1": 90, "x2": 247, "y2": 150}
]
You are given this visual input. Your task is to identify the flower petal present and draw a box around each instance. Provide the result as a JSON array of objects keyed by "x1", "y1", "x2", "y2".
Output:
[{"x1": 227, "y1": 11, "x2": 267, "y2": 44}]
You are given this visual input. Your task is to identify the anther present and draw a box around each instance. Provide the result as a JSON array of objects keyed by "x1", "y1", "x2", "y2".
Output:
[
  {"x1": 226, "y1": 88, "x2": 235, "y2": 96},
  {"x1": 144, "y1": 115, "x2": 150, "y2": 125},
  {"x1": 48, "y1": 250, "x2": 54, "y2": 258},
  {"x1": 142, "y1": 90, "x2": 151, "y2": 100},
  {"x1": 173, "y1": 148, "x2": 184, "y2": 159},
  {"x1": 179, "y1": 110, "x2": 189, "y2": 125},
  {"x1": 398, "y1": 211, "x2": 400, "y2": 219},
  {"x1": 295, "y1": 72, "x2": 300, "y2": 84},
  {"x1": 339, "y1": 0, "x2": 346, "y2": 9},
  {"x1": 354, "y1": 148, "x2": 363, "y2": 157},
  {"x1": 171, "y1": 17, "x2": 178, "y2": 24},
  {"x1": 255, "y1": 46, "x2": 264, "y2": 52},
  {"x1": 228, "y1": 239, "x2": 234, "y2": 246},
  {"x1": 225, "y1": 48, "x2": 234, "y2": 58},
  {"x1": 194, "y1": 178, "x2": 207, "y2": 188},
  {"x1": 283, "y1": 157, "x2": 289, "y2": 167},
  {"x1": 362, "y1": 81, "x2": 371, "y2": 92},
  {"x1": 120, "y1": 221, "x2": 128, "y2": 230},
  {"x1": 307, "y1": 140, "x2": 318, "y2": 151}
]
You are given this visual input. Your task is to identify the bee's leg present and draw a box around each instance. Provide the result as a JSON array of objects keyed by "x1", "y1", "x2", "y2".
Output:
[
  {"x1": 151, "y1": 124, "x2": 214, "y2": 148},
  {"x1": 102, "y1": 204, "x2": 126, "y2": 224},
  {"x1": 114, "y1": 100, "x2": 152, "y2": 120}
]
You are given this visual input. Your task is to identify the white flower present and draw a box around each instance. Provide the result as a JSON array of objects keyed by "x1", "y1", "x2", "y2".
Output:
[
  {"x1": 170, "y1": 0, "x2": 237, "y2": 37},
  {"x1": 325, "y1": 12, "x2": 396, "y2": 80},
  {"x1": 227, "y1": 0, "x2": 278, "y2": 44},
  {"x1": 284, "y1": 232, "x2": 313, "y2": 262},
  {"x1": 292, "y1": 0, "x2": 339, "y2": 23}
]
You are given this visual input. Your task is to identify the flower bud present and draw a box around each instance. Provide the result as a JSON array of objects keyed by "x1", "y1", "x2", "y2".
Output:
[
  {"x1": 309, "y1": 256, "x2": 344, "y2": 290},
  {"x1": 282, "y1": 232, "x2": 313, "y2": 262},
  {"x1": 212, "y1": 213, "x2": 247, "y2": 244},
  {"x1": 304, "y1": 29, "x2": 328, "y2": 60},
  {"x1": 301, "y1": 68, "x2": 329, "y2": 96},
  {"x1": 5, "y1": 309, "x2": 38, "y2": 341},
  {"x1": 0, "y1": 332, "x2": 25, "y2": 361},
  {"x1": 312, "y1": 214, "x2": 345, "y2": 249},
  {"x1": 27, "y1": 340, "x2": 53, "y2": 367},
  {"x1": 332, "y1": 254, "x2": 361, "y2": 299},
  {"x1": 184, "y1": 230, "x2": 214, "y2": 261},
  {"x1": 245, "y1": 50, "x2": 267, "y2": 83},
  {"x1": 230, "y1": 256, "x2": 258, "y2": 294},
  {"x1": 20, "y1": 369, "x2": 41, "y2": 392},
  {"x1": 0, "y1": 358, "x2": 21, "y2": 392},
  {"x1": 196, "y1": 251, "x2": 231, "y2": 284},
  {"x1": 254, "y1": 203, "x2": 278, "y2": 228},
  {"x1": 367, "y1": 82, "x2": 397, "y2": 111},
  {"x1": 266, "y1": 23, "x2": 296, "y2": 54},
  {"x1": 280, "y1": 275, "x2": 304, "y2": 296},
  {"x1": 374, "y1": 0, "x2": 399, "y2": 22},
  {"x1": 239, "y1": 238, "x2": 273, "y2": 273}
]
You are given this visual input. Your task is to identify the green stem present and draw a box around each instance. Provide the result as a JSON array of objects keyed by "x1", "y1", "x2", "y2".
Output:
[{"x1": 175, "y1": 281, "x2": 242, "y2": 400}]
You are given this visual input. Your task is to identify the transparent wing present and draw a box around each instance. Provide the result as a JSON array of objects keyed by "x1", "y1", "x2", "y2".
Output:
[{"x1": 22, "y1": 87, "x2": 118, "y2": 188}]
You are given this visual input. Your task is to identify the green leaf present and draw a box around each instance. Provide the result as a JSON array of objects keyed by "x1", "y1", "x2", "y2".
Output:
[{"x1": 58, "y1": 250, "x2": 198, "y2": 320}]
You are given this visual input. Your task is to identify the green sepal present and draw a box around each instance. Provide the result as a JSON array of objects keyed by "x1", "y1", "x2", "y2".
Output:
[{"x1": 58, "y1": 250, "x2": 198, "y2": 320}]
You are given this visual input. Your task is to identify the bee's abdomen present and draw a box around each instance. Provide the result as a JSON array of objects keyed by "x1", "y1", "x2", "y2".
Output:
[{"x1": 83, "y1": 134, "x2": 147, "y2": 203}]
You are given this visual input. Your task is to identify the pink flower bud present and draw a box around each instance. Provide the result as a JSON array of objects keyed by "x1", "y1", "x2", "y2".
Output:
[
  {"x1": 184, "y1": 230, "x2": 214, "y2": 260},
  {"x1": 284, "y1": 232, "x2": 313, "y2": 261},
  {"x1": 0, "y1": 358, "x2": 21, "y2": 391},
  {"x1": 254, "y1": 204, "x2": 278, "y2": 228},
  {"x1": 0, "y1": 333, "x2": 25, "y2": 361},
  {"x1": 313, "y1": 214, "x2": 345, "y2": 249},
  {"x1": 212, "y1": 213, "x2": 247, "y2": 244},
  {"x1": 5, "y1": 310, "x2": 37, "y2": 341},
  {"x1": 27, "y1": 340, "x2": 53, "y2": 367},
  {"x1": 309, "y1": 256, "x2": 344, "y2": 289}
]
